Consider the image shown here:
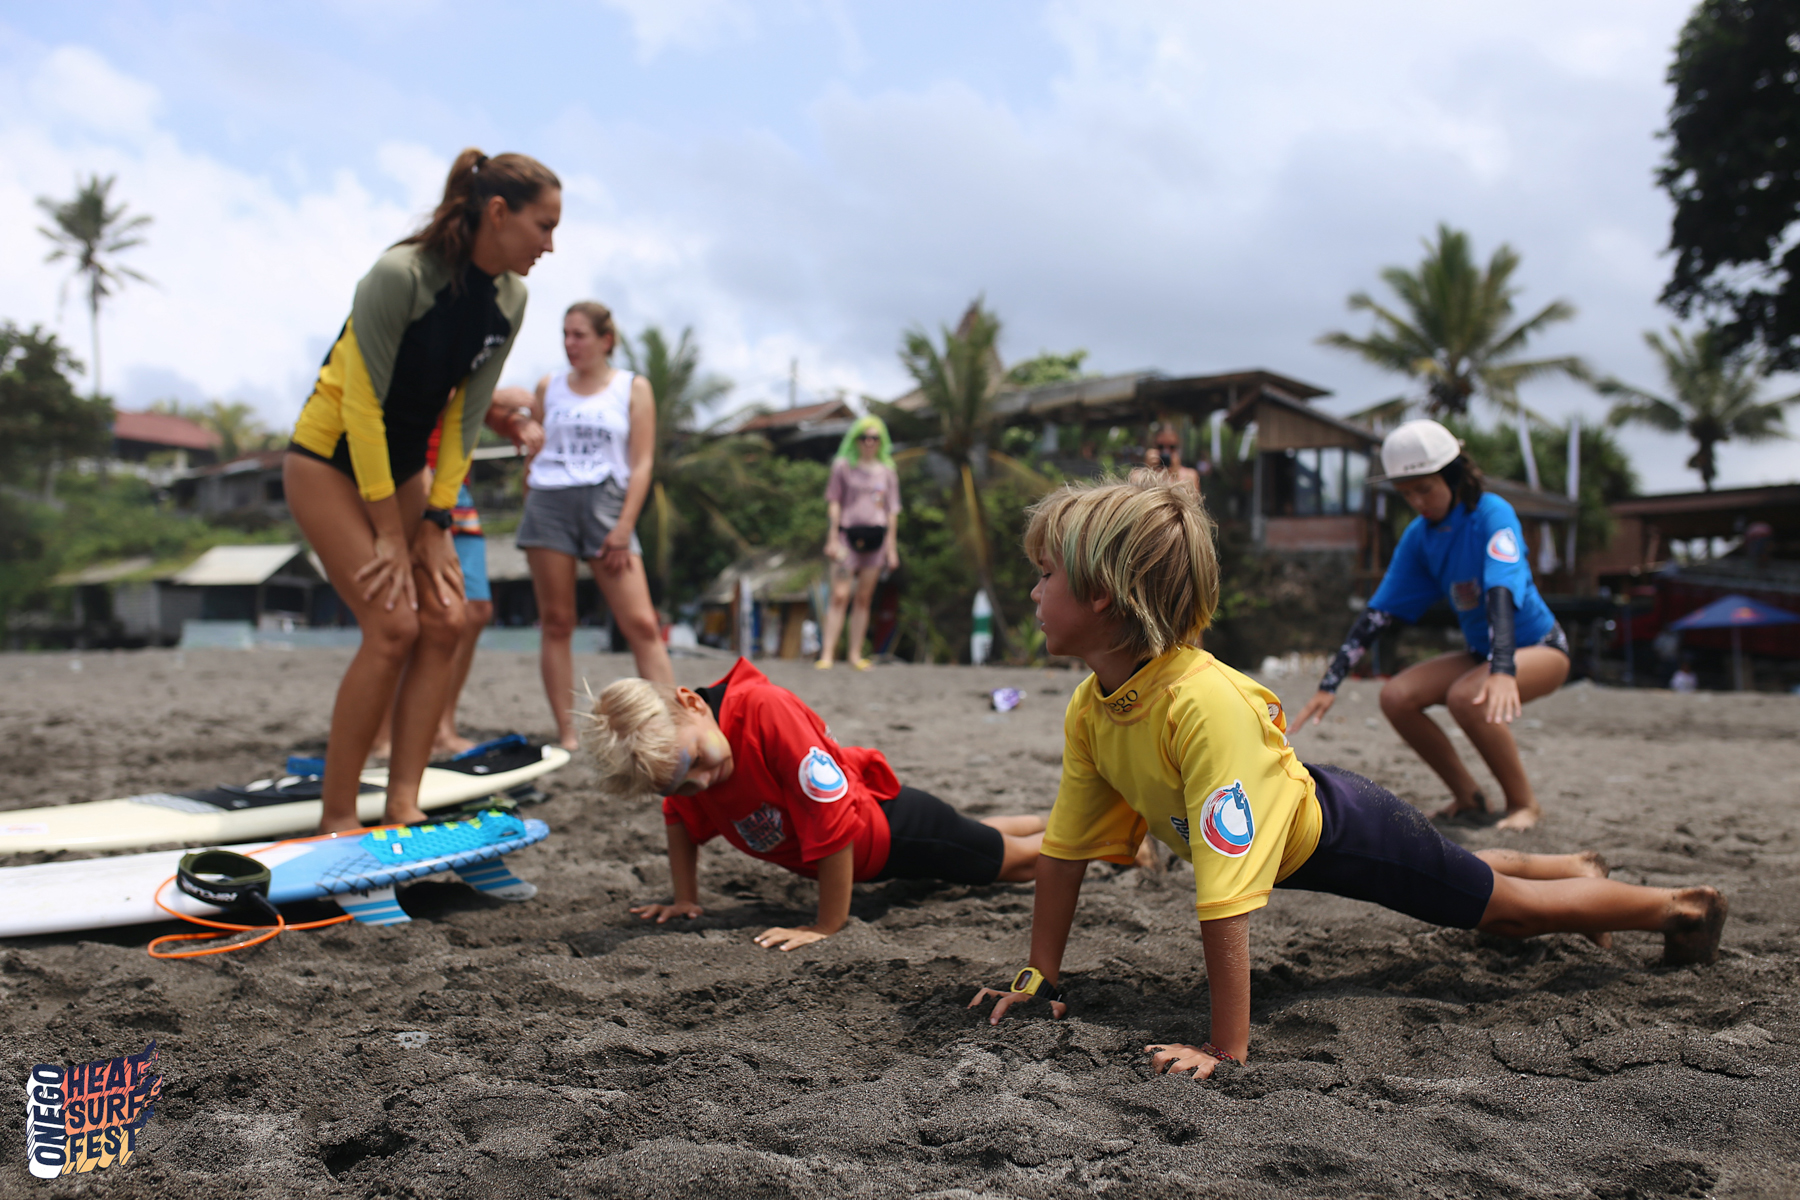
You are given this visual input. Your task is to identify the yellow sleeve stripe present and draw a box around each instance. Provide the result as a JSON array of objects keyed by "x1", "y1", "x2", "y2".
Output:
[
  {"x1": 428, "y1": 384, "x2": 468, "y2": 511},
  {"x1": 336, "y1": 320, "x2": 395, "y2": 502},
  {"x1": 1041, "y1": 836, "x2": 1140, "y2": 865}
]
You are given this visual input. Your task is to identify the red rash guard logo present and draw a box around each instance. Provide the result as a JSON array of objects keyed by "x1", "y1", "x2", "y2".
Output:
[
  {"x1": 25, "y1": 1042, "x2": 161, "y2": 1178},
  {"x1": 797, "y1": 748, "x2": 848, "y2": 803}
]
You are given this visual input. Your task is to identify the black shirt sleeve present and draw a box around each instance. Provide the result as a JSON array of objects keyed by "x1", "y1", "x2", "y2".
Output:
[
  {"x1": 1486, "y1": 587, "x2": 1517, "y2": 677},
  {"x1": 1318, "y1": 608, "x2": 1401, "y2": 692}
]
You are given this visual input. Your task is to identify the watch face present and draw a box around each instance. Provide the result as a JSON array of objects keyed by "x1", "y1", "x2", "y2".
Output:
[{"x1": 1012, "y1": 968, "x2": 1037, "y2": 994}]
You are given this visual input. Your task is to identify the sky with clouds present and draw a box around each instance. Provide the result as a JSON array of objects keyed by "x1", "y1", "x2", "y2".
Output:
[{"x1": 1, "y1": 1, "x2": 1791, "y2": 490}]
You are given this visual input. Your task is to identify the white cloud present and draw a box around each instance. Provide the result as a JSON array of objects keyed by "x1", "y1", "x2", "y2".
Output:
[
  {"x1": 27, "y1": 44, "x2": 162, "y2": 138},
  {"x1": 596, "y1": 0, "x2": 756, "y2": 60}
]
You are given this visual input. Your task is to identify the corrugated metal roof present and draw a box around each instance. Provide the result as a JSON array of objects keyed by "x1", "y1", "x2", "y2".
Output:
[{"x1": 171, "y1": 544, "x2": 315, "y2": 586}]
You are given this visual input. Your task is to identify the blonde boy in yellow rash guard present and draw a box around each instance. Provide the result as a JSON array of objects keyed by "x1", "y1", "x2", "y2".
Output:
[{"x1": 968, "y1": 476, "x2": 1727, "y2": 1080}]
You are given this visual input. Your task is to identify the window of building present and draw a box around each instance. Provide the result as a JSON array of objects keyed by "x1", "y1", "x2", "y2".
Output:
[{"x1": 1262, "y1": 447, "x2": 1370, "y2": 516}]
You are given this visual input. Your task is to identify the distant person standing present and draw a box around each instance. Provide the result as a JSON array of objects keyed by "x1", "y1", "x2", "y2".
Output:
[
  {"x1": 520, "y1": 301, "x2": 673, "y2": 750},
  {"x1": 1293, "y1": 420, "x2": 1570, "y2": 831},
  {"x1": 1143, "y1": 420, "x2": 1201, "y2": 491},
  {"x1": 817, "y1": 416, "x2": 900, "y2": 670},
  {"x1": 284, "y1": 148, "x2": 560, "y2": 834}
]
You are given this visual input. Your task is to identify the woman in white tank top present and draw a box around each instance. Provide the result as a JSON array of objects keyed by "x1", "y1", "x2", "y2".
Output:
[{"x1": 519, "y1": 301, "x2": 674, "y2": 748}]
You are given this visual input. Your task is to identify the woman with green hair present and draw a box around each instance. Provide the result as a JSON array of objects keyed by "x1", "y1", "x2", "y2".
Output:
[{"x1": 818, "y1": 416, "x2": 901, "y2": 669}]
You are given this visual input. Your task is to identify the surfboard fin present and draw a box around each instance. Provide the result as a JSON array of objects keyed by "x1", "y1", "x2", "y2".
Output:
[
  {"x1": 456, "y1": 857, "x2": 537, "y2": 901},
  {"x1": 338, "y1": 886, "x2": 411, "y2": 925}
]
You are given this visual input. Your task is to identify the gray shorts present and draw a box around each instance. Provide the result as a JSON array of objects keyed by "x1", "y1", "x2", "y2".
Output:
[{"x1": 517, "y1": 479, "x2": 643, "y2": 561}]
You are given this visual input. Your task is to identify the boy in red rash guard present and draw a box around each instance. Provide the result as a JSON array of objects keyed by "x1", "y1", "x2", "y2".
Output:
[{"x1": 587, "y1": 658, "x2": 1046, "y2": 951}]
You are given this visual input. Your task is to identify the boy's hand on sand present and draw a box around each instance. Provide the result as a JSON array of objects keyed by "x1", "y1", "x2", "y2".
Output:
[
  {"x1": 754, "y1": 926, "x2": 830, "y2": 951},
  {"x1": 1146, "y1": 1043, "x2": 1224, "y2": 1079},
  {"x1": 968, "y1": 988, "x2": 1068, "y2": 1025},
  {"x1": 1293, "y1": 690, "x2": 1335, "y2": 728},
  {"x1": 631, "y1": 901, "x2": 703, "y2": 923}
]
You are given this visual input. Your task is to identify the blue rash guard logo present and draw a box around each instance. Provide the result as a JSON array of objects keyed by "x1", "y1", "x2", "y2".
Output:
[
  {"x1": 797, "y1": 748, "x2": 848, "y2": 803},
  {"x1": 1487, "y1": 528, "x2": 1521, "y2": 564},
  {"x1": 1198, "y1": 781, "x2": 1255, "y2": 858}
]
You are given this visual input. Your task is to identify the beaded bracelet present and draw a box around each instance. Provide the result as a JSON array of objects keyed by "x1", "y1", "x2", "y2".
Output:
[{"x1": 1199, "y1": 1042, "x2": 1239, "y2": 1065}]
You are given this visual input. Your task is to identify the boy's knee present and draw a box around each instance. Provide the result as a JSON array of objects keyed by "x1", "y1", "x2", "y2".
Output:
[
  {"x1": 417, "y1": 600, "x2": 467, "y2": 648},
  {"x1": 1378, "y1": 679, "x2": 1419, "y2": 718}
]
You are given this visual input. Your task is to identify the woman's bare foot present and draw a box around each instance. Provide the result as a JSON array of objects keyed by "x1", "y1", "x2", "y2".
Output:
[
  {"x1": 1577, "y1": 852, "x2": 1612, "y2": 948},
  {"x1": 317, "y1": 817, "x2": 364, "y2": 836},
  {"x1": 381, "y1": 803, "x2": 430, "y2": 827},
  {"x1": 432, "y1": 733, "x2": 477, "y2": 757},
  {"x1": 1494, "y1": 804, "x2": 1542, "y2": 832},
  {"x1": 367, "y1": 743, "x2": 392, "y2": 766},
  {"x1": 1662, "y1": 887, "x2": 1728, "y2": 966},
  {"x1": 1134, "y1": 836, "x2": 1167, "y2": 873},
  {"x1": 559, "y1": 734, "x2": 580, "y2": 753}
]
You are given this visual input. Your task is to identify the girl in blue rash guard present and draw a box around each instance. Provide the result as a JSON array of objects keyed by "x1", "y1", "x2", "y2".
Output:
[{"x1": 1293, "y1": 420, "x2": 1569, "y2": 832}]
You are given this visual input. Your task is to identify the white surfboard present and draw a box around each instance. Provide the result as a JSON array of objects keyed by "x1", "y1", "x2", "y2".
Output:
[
  {"x1": 0, "y1": 812, "x2": 552, "y2": 938},
  {"x1": 0, "y1": 738, "x2": 571, "y2": 855}
]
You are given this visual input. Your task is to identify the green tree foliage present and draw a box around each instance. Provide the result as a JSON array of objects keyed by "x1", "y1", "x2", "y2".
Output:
[
  {"x1": 150, "y1": 398, "x2": 277, "y2": 461},
  {"x1": 899, "y1": 299, "x2": 1056, "y2": 651},
  {"x1": 1321, "y1": 224, "x2": 1587, "y2": 420},
  {"x1": 1447, "y1": 416, "x2": 1637, "y2": 557},
  {"x1": 0, "y1": 324, "x2": 111, "y2": 496},
  {"x1": 1659, "y1": 0, "x2": 1800, "y2": 370},
  {"x1": 1004, "y1": 348, "x2": 1089, "y2": 388},
  {"x1": 619, "y1": 325, "x2": 734, "y2": 603},
  {"x1": 1596, "y1": 326, "x2": 1797, "y2": 490},
  {"x1": 36, "y1": 175, "x2": 152, "y2": 399}
]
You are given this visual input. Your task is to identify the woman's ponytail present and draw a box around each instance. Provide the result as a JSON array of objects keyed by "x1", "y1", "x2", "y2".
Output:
[{"x1": 401, "y1": 148, "x2": 561, "y2": 275}]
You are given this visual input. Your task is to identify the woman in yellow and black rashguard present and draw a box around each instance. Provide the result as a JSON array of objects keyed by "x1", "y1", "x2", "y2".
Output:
[{"x1": 284, "y1": 148, "x2": 561, "y2": 833}]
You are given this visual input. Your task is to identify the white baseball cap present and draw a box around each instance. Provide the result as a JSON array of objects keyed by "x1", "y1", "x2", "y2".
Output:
[{"x1": 1374, "y1": 419, "x2": 1462, "y2": 481}]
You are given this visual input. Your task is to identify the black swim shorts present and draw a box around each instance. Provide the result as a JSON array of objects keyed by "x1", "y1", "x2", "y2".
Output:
[
  {"x1": 1277, "y1": 764, "x2": 1495, "y2": 930},
  {"x1": 871, "y1": 786, "x2": 1005, "y2": 886}
]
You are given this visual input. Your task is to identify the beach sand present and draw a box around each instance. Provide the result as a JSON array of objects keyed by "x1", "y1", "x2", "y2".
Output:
[{"x1": 2, "y1": 647, "x2": 1797, "y2": 1198}]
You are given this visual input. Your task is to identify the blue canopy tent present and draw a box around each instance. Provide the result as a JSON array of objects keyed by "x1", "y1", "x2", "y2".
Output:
[{"x1": 1666, "y1": 594, "x2": 1800, "y2": 691}]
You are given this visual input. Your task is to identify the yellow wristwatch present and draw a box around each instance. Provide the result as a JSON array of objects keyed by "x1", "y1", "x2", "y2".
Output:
[{"x1": 1010, "y1": 967, "x2": 1065, "y2": 1004}]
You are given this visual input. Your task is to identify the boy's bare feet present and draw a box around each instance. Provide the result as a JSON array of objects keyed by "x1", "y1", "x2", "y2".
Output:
[
  {"x1": 1662, "y1": 887, "x2": 1727, "y2": 966},
  {"x1": 1134, "y1": 837, "x2": 1167, "y2": 873},
  {"x1": 1577, "y1": 852, "x2": 1613, "y2": 948},
  {"x1": 432, "y1": 733, "x2": 476, "y2": 757},
  {"x1": 1494, "y1": 804, "x2": 1541, "y2": 832}
]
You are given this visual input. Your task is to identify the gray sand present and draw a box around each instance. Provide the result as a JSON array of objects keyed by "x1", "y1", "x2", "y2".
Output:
[{"x1": 1, "y1": 648, "x2": 1797, "y2": 1198}]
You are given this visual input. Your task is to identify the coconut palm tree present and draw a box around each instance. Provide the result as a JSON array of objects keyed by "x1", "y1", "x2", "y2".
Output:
[
  {"x1": 36, "y1": 175, "x2": 152, "y2": 400},
  {"x1": 620, "y1": 325, "x2": 735, "y2": 600},
  {"x1": 1321, "y1": 225, "x2": 1587, "y2": 424},
  {"x1": 1598, "y1": 326, "x2": 1797, "y2": 491},
  {"x1": 900, "y1": 300, "x2": 1052, "y2": 655}
]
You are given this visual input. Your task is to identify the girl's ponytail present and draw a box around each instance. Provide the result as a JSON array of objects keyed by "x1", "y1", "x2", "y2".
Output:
[{"x1": 402, "y1": 148, "x2": 561, "y2": 275}]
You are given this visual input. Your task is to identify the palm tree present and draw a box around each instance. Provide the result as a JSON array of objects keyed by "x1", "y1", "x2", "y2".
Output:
[
  {"x1": 37, "y1": 175, "x2": 152, "y2": 400},
  {"x1": 900, "y1": 300, "x2": 1051, "y2": 655},
  {"x1": 1321, "y1": 225, "x2": 1587, "y2": 424},
  {"x1": 620, "y1": 325, "x2": 734, "y2": 600},
  {"x1": 1598, "y1": 327, "x2": 1797, "y2": 491}
]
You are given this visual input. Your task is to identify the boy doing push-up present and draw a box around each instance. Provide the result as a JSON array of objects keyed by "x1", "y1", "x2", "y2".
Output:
[
  {"x1": 969, "y1": 477, "x2": 1727, "y2": 1079},
  {"x1": 589, "y1": 659, "x2": 1045, "y2": 951}
]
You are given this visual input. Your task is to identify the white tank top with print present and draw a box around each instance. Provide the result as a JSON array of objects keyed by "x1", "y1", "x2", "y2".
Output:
[{"x1": 527, "y1": 370, "x2": 635, "y2": 490}]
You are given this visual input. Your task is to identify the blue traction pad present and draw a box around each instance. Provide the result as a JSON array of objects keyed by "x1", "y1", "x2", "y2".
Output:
[{"x1": 264, "y1": 816, "x2": 548, "y2": 903}]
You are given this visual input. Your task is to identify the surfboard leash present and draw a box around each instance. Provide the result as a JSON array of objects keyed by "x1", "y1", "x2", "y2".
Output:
[{"x1": 146, "y1": 838, "x2": 354, "y2": 959}]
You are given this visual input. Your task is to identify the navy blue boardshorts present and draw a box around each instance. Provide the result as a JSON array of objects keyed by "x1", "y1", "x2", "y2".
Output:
[
  {"x1": 872, "y1": 786, "x2": 1005, "y2": 886},
  {"x1": 1277, "y1": 764, "x2": 1495, "y2": 929}
]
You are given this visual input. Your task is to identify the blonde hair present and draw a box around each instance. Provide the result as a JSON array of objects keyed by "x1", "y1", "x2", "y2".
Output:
[
  {"x1": 1022, "y1": 473, "x2": 1220, "y2": 661},
  {"x1": 584, "y1": 677, "x2": 684, "y2": 797}
]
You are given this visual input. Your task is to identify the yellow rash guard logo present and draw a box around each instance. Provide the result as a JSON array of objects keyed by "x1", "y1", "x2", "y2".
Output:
[
  {"x1": 25, "y1": 1042, "x2": 161, "y2": 1178},
  {"x1": 1104, "y1": 689, "x2": 1140, "y2": 715}
]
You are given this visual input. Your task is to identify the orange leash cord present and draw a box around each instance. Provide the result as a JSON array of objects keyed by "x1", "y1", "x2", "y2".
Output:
[{"x1": 145, "y1": 829, "x2": 371, "y2": 959}]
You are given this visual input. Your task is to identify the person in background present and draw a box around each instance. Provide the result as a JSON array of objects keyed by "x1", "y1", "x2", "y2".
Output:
[
  {"x1": 1671, "y1": 657, "x2": 1699, "y2": 693},
  {"x1": 818, "y1": 416, "x2": 900, "y2": 670},
  {"x1": 1293, "y1": 420, "x2": 1570, "y2": 832},
  {"x1": 284, "y1": 148, "x2": 559, "y2": 833},
  {"x1": 1142, "y1": 419, "x2": 1201, "y2": 492},
  {"x1": 520, "y1": 301, "x2": 673, "y2": 750}
]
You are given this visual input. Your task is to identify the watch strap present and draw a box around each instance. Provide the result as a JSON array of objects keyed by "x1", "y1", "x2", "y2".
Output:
[{"x1": 422, "y1": 507, "x2": 453, "y2": 530}]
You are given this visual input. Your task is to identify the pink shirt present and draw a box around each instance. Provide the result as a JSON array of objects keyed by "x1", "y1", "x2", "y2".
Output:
[{"x1": 826, "y1": 460, "x2": 900, "y2": 529}]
